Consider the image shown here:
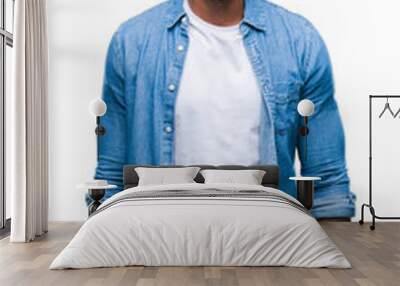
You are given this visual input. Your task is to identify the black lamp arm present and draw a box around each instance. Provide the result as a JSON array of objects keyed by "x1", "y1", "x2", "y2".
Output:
[
  {"x1": 299, "y1": 116, "x2": 309, "y2": 136},
  {"x1": 95, "y1": 116, "x2": 106, "y2": 163},
  {"x1": 95, "y1": 116, "x2": 106, "y2": 136},
  {"x1": 299, "y1": 116, "x2": 309, "y2": 161}
]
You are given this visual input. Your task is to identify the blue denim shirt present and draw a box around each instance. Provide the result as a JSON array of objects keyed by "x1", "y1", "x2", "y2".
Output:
[{"x1": 95, "y1": 0, "x2": 355, "y2": 218}]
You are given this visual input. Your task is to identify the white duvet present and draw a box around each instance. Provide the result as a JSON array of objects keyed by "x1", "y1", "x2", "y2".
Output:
[{"x1": 50, "y1": 183, "x2": 350, "y2": 269}]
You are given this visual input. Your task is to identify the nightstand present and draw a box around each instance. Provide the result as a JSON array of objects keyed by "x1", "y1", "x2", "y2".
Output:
[
  {"x1": 289, "y1": 177, "x2": 321, "y2": 210},
  {"x1": 77, "y1": 181, "x2": 117, "y2": 216}
]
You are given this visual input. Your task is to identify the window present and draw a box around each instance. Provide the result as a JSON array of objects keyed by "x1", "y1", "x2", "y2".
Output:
[{"x1": 0, "y1": 0, "x2": 14, "y2": 235}]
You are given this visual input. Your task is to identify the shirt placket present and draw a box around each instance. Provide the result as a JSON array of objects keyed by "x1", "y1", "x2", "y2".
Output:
[
  {"x1": 240, "y1": 24, "x2": 277, "y2": 165},
  {"x1": 161, "y1": 17, "x2": 190, "y2": 165}
]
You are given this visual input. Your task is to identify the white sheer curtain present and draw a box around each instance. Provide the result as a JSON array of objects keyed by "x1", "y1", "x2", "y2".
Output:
[{"x1": 9, "y1": 0, "x2": 48, "y2": 242}]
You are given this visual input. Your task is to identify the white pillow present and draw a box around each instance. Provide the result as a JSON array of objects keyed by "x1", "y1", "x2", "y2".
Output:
[
  {"x1": 135, "y1": 167, "x2": 201, "y2": 186},
  {"x1": 200, "y1": 169, "x2": 266, "y2": 185}
]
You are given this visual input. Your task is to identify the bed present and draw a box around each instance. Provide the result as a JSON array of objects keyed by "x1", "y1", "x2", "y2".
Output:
[{"x1": 50, "y1": 165, "x2": 350, "y2": 269}]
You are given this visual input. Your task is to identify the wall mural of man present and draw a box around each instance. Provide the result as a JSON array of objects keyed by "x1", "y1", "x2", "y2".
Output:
[{"x1": 94, "y1": 0, "x2": 355, "y2": 219}]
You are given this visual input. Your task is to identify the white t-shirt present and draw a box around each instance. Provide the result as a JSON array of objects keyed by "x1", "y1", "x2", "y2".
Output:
[{"x1": 174, "y1": 0, "x2": 262, "y2": 165}]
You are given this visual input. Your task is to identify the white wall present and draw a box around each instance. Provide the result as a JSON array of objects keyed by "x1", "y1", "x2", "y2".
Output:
[
  {"x1": 48, "y1": 0, "x2": 163, "y2": 220},
  {"x1": 48, "y1": 0, "x2": 400, "y2": 221}
]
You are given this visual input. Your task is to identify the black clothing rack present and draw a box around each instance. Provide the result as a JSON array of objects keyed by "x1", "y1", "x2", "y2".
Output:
[{"x1": 359, "y1": 95, "x2": 400, "y2": 230}]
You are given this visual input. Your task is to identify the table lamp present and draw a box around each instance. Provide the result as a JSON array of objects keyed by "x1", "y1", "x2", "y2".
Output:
[
  {"x1": 89, "y1": 98, "x2": 107, "y2": 162},
  {"x1": 297, "y1": 99, "x2": 315, "y2": 160}
]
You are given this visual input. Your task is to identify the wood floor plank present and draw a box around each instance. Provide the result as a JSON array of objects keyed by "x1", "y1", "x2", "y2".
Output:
[{"x1": 0, "y1": 222, "x2": 399, "y2": 286}]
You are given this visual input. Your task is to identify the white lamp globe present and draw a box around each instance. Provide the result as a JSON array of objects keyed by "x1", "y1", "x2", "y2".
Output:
[
  {"x1": 89, "y1": 98, "x2": 107, "y2": 117},
  {"x1": 297, "y1": 99, "x2": 315, "y2": 117}
]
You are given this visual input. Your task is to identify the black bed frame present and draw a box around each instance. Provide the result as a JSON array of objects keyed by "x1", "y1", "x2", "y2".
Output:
[{"x1": 123, "y1": 165, "x2": 280, "y2": 190}]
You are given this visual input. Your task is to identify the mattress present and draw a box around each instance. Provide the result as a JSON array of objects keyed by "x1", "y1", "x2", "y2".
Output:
[{"x1": 50, "y1": 183, "x2": 350, "y2": 269}]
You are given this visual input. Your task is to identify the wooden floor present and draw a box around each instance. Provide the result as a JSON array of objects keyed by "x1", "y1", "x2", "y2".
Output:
[{"x1": 0, "y1": 222, "x2": 399, "y2": 286}]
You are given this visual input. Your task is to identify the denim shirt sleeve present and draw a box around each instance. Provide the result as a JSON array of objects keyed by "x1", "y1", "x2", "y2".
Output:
[
  {"x1": 298, "y1": 25, "x2": 355, "y2": 218},
  {"x1": 94, "y1": 31, "x2": 126, "y2": 198}
]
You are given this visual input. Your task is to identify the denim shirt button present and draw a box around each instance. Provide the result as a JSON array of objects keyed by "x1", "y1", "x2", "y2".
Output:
[
  {"x1": 181, "y1": 16, "x2": 187, "y2": 23},
  {"x1": 168, "y1": 84, "x2": 176, "y2": 92},
  {"x1": 177, "y1": 45, "x2": 184, "y2": 52},
  {"x1": 164, "y1": 126, "x2": 173, "y2": 133}
]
